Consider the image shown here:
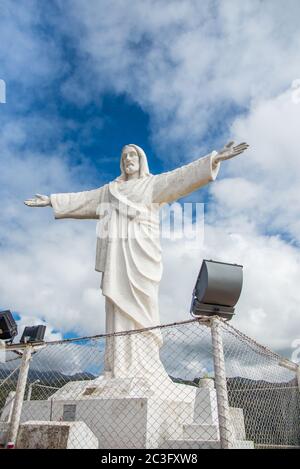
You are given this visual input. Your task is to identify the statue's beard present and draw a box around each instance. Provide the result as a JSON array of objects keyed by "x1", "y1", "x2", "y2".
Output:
[{"x1": 125, "y1": 165, "x2": 139, "y2": 175}]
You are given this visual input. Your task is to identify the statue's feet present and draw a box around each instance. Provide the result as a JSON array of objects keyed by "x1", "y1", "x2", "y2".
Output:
[{"x1": 91, "y1": 371, "x2": 112, "y2": 385}]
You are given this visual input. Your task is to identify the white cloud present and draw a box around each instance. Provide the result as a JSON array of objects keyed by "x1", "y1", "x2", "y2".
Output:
[
  {"x1": 0, "y1": 118, "x2": 106, "y2": 337},
  {"x1": 0, "y1": 1, "x2": 66, "y2": 112},
  {"x1": 60, "y1": 0, "x2": 300, "y2": 156},
  {"x1": 159, "y1": 221, "x2": 300, "y2": 354},
  {"x1": 228, "y1": 90, "x2": 300, "y2": 241}
]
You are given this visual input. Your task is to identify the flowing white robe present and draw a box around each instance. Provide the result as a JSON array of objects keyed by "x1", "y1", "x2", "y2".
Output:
[{"x1": 50, "y1": 152, "x2": 220, "y2": 384}]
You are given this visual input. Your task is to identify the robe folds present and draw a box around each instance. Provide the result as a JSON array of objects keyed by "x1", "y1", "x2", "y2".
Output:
[{"x1": 50, "y1": 152, "x2": 220, "y2": 380}]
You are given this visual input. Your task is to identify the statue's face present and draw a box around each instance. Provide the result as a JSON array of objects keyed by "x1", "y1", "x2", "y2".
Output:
[{"x1": 122, "y1": 146, "x2": 140, "y2": 176}]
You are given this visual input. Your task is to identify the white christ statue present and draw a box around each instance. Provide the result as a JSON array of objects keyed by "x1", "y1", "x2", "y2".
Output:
[{"x1": 25, "y1": 141, "x2": 248, "y2": 387}]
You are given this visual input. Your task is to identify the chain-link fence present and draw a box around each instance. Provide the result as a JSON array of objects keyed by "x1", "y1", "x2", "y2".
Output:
[{"x1": 0, "y1": 318, "x2": 299, "y2": 449}]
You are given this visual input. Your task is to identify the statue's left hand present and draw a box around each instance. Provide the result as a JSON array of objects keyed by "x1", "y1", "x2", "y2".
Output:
[
  {"x1": 213, "y1": 141, "x2": 249, "y2": 165},
  {"x1": 24, "y1": 194, "x2": 51, "y2": 207}
]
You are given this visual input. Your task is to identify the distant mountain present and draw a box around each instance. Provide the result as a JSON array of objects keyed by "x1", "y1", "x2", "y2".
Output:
[
  {"x1": 227, "y1": 376, "x2": 300, "y2": 447},
  {"x1": 0, "y1": 368, "x2": 96, "y2": 410},
  {"x1": 0, "y1": 367, "x2": 95, "y2": 384}
]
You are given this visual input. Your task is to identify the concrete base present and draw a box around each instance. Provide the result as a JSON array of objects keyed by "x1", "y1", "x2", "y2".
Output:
[
  {"x1": 21, "y1": 392, "x2": 196, "y2": 448},
  {"x1": 162, "y1": 439, "x2": 255, "y2": 449},
  {"x1": 230, "y1": 407, "x2": 246, "y2": 440},
  {"x1": 183, "y1": 423, "x2": 220, "y2": 440},
  {"x1": 16, "y1": 421, "x2": 98, "y2": 449},
  {"x1": 49, "y1": 375, "x2": 196, "y2": 402},
  {"x1": 16, "y1": 376, "x2": 253, "y2": 449},
  {"x1": 0, "y1": 422, "x2": 9, "y2": 447}
]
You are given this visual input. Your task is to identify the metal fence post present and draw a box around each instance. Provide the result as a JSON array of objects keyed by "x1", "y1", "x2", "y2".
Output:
[
  {"x1": 6, "y1": 345, "x2": 32, "y2": 447},
  {"x1": 297, "y1": 367, "x2": 300, "y2": 394},
  {"x1": 210, "y1": 317, "x2": 235, "y2": 449},
  {"x1": 279, "y1": 359, "x2": 300, "y2": 393}
]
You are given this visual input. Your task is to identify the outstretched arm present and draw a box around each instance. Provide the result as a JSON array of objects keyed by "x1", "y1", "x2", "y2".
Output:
[
  {"x1": 152, "y1": 151, "x2": 219, "y2": 204},
  {"x1": 24, "y1": 187, "x2": 103, "y2": 219},
  {"x1": 152, "y1": 141, "x2": 249, "y2": 204}
]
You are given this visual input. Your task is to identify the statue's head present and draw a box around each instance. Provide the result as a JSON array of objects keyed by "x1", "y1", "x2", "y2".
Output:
[
  {"x1": 122, "y1": 145, "x2": 140, "y2": 176},
  {"x1": 119, "y1": 144, "x2": 150, "y2": 181}
]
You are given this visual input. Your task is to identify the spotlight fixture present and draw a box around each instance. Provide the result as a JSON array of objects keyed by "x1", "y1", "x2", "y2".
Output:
[
  {"x1": 0, "y1": 310, "x2": 18, "y2": 343},
  {"x1": 20, "y1": 325, "x2": 46, "y2": 344},
  {"x1": 191, "y1": 259, "x2": 243, "y2": 321}
]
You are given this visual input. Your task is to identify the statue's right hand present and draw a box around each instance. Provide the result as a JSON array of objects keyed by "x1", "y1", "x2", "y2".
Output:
[{"x1": 24, "y1": 194, "x2": 51, "y2": 207}]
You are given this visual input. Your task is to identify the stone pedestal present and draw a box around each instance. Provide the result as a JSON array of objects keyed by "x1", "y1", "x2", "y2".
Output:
[
  {"x1": 16, "y1": 376, "x2": 253, "y2": 449},
  {"x1": 0, "y1": 422, "x2": 9, "y2": 447},
  {"x1": 20, "y1": 377, "x2": 196, "y2": 449},
  {"x1": 16, "y1": 421, "x2": 98, "y2": 449}
]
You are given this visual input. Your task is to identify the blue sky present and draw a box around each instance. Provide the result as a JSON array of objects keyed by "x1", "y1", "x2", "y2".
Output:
[{"x1": 1, "y1": 0, "x2": 300, "y2": 358}]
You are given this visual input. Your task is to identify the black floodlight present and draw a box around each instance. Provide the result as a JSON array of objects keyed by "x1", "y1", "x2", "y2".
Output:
[
  {"x1": 20, "y1": 325, "x2": 46, "y2": 344},
  {"x1": 191, "y1": 260, "x2": 243, "y2": 321},
  {"x1": 0, "y1": 310, "x2": 18, "y2": 343}
]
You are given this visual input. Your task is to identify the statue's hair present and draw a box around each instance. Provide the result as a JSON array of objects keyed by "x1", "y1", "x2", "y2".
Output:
[{"x1": 116, "y1": 144, "x2": 151, "y2": 181}]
